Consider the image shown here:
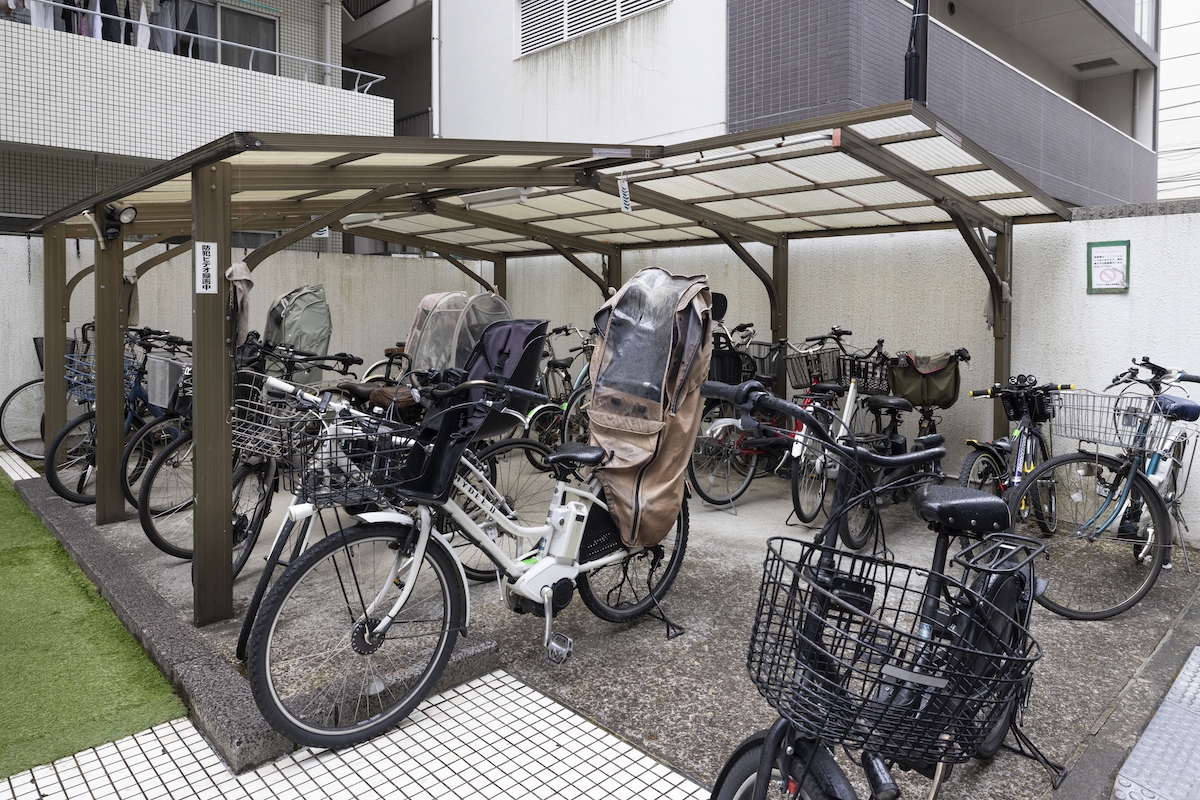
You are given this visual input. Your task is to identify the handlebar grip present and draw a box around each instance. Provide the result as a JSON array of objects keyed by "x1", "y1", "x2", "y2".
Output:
[
  {"x1": 969, "y1": 389, "x2": 995, "y2": 398},
  {"x1": 551, "y1": 325, "x2": 570, "y2": 335},
  {"x1": 700, "y1": 380, "x2": 744, "y2": 404},
  {"x1": 732, "y1": 323, "x2": 753, "y2": 333},
  {"x1": 508, "y1": 385, "x2": 551, "y2": 405},
  {"x1": 347, "y1": 355, "x2": 364, "y2": 366},
  {"x1": 803, "y1": 334, "x2": 827, "y2": 342},
  {"x1": 1051, "y1": 383, "x2": 1075, "y2": 391},
  {"x1": 1180, "y1": 373, "x2": 1200, "y2": 384}
]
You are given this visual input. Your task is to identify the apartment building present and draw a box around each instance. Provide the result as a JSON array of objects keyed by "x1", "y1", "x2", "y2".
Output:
[
  {"x1": 342, "y1": 0, "x2": 1160, "y2": 208},
  {"x1": 1, "y1": 0, "x2": 393, "y2": 231}
]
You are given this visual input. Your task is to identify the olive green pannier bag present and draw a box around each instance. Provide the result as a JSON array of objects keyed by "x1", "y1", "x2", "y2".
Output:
[
  {"x1": 588, "y1": 268, "x2": 713, "y2": 548},
  {"x1": 887, "y1": 352, "x2": 962, "y2": 410}
]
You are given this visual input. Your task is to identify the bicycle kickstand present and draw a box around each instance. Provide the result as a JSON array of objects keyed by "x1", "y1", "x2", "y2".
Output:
[
  {"x1": 1004, "y1": 722, "x2": 1068, "y2": 788},
  {"x1": 541, "y1": 586, "x2": 573, "y2": 664}
]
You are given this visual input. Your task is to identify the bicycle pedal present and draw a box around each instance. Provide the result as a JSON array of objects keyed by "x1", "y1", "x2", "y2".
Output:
[{"x1": 546, "y1": 632, "x2": 573, "y2": 664}]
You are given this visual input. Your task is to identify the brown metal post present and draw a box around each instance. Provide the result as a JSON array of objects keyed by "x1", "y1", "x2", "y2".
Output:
[
  {"x1": 94, "y1": 217, "x2": 126, "y2": 523},
  {"x1": 192, "y1": 163, "x2": 234, "y2": 624},
  {"x1": 493, "y1": 255, "x2": 507, "y2": 299},
  {"x1": 43, "y1": 224, "x2": 68, "y2": 446},
  {"x1": 992, "y1": 222, "x2": 1014, "y2": 440},
  {"x1": 605, "y1": 251, "x2": 622, "y2": 296},
  {"x1": 773, "y1": 237, "x2": 790, "y2": 391}
]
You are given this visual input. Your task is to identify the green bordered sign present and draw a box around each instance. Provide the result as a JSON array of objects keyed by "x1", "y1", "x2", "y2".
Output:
[{"x1": 1088, "y1": 240, "x2": 1130, "y2": 294}]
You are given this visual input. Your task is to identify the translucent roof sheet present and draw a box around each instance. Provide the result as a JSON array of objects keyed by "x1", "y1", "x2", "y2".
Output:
[{"x1": 38, "y1": 104, "x2": 1069, "y2": 257}]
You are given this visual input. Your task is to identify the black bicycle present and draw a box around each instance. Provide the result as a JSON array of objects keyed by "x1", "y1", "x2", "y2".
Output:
[{"x1": 705, "y1": 380, "x2": 1064, "y2": 800}]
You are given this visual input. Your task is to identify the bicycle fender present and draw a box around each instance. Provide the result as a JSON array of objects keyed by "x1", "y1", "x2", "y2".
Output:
[
  {"x1": 353, "y1": 511, "x2": 471, "y2": 629},
  {"x1": 709, "y1": 730, "x2": 856, "y2": 800},
  {"x1": 710, "y1": 729, "x2": 769, "y2": 798},
  {"x1": 966, "y1": 440, "x2": 1009, "y2": 465}
]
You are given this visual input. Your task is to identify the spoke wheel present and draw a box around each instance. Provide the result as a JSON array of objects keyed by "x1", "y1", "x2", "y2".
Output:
[
  {"x1": 576, "y1": 497, "x2": 688, "y2": 623},
  {"x1": 561, "y1": 385, "x2": 592, "y2": 445},
  {"x1": 0, "y1": 379, "x2": 81, "y2": 460},
  {"x1": 958, "y1": 450, "x2": 1005, "y2": 497},
  {"x1": 121, "y1": 413, "x2": 188, "y2": 507},
  {"x1": 1008, "y1": 451, "x2": 1170, "y2": 620},
  {"x1": 44, "y1": 411, "x2": 99, "y2": 504},
  {"x1": 247, "y1": 524, "x2": 464, "y2": 748},
  {"x1": 688, "y1": 402, "x2": 757, "y2": 505},
  {"x1": 790, "y1": 436, "x2": 827, "y2": 523}
]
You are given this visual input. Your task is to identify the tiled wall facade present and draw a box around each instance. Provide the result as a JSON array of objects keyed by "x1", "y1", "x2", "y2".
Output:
[{"x1": 727, "y1": 0, "x2": 1157, "y2": 207}]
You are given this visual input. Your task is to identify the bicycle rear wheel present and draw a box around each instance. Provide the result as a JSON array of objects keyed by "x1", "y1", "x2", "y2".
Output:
[
  {"x1": 689, "y1": 402, "x2": 757, "y2": 505},
  {"x1": 247, "y1": 523, "x2": 464, "y2": 748},
  {"x1": 561, "y1": 384, "x2": 591, "y2": 445},
  {"x1": 576, "y1": 497, "x2": 688, "y2": 623},
  {"x1": 44, "y1": 410, "x2": 98, "y2": 504},
  {"x1": 1007, "y1": 451, "x2": 1170, "y2": 620},
  {"x1": 790, "y1": 437, "x2": 827, "y2": 523},
  {"x1": 121, "y1": 412, "x2": 187, "y2": 507},
  {"x1": 0, "y1": 379, "x2": 81, "y2": 460},
  {"x1": 958, "y1": 450, "x2": 1005, "y2": 497}
]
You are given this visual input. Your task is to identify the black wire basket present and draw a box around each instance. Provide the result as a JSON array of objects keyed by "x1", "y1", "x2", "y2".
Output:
[
  {"x1": 748, "y1": 537, "x2": 1040, "y2": 765},
  {"x1": 745, "y1": 341, "x2": 779, "y2": 381},
  {"x1": 787, "y1": 346, "x2": 840, "y2": 389},
  {"x1": 284, "y1": 413, "x2": 415, "y2": 508},
  {"x1": 837, "y1": 354, "x2": 890, "y2": 395}
]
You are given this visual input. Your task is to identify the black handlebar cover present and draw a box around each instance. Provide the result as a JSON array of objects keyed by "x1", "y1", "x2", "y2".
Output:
[{"x1": 1180, "y1": 373, "x2": 1200, "y2": 384}]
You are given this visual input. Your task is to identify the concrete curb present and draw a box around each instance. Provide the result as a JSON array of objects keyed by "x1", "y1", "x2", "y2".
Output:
[{"x1": 14, "y1": 477, "x2": 501, "y2": 772}]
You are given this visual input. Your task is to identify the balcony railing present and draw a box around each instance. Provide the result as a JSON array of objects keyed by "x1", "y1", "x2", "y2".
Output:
[{"x1": 14, "y1": 0, "x2": 385, "y2": 92}]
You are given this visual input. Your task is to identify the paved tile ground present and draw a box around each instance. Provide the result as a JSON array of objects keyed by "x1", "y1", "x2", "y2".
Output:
[{"x1": 0, "y1": 671, "x2": 707, "y2": 800}]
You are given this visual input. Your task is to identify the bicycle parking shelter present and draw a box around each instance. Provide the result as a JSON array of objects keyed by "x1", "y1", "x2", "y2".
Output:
[{"x1": 29, "y1": 100, "x2": 1069, "y2": 624}]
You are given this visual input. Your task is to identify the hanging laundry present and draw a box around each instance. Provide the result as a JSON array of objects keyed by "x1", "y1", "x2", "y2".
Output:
[
  {"x1": 123, "y1": 0, "x2": 133, "y2": 43},
  {"x1": 148, "y1": 0, "x2": 173, "y2": 52},
  {"x1": 28, "y1": 0, "x2": 57, "y2": 28},
  {"x1": 100, "y1": 0, "x2": 122, "y2": 42},
  {"x1": 135, "y1": 0, "x2": 150, "y2": 48}
]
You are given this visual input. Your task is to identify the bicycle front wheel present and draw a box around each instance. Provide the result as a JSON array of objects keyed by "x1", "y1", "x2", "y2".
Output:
[
  {"x1": 560, "y1": 384, "x2": 591, "y2": 445},
  {"x1": 688, "y1": 402, "x2": 757, "y2": 505},
  {"x1": 247, "y1": 523, "x2": 465, "y2": 748},
  {"x1": 713, "y1": 736, "x2": 834, "y2": 800},
  {"x1": 121, "y1": 412, "x2": 187, "y2": 507},
  {"x1": 0, "y1": 378, "x2": 65, "y2": 460},
  {"x1": 1008, "y1": 451, "x2": 1171, "y2": 620},
  {"x1": 576, "y1": 497, "x2": 688, "y2": 623},
  {"x1": 790, "y1": 437, "x2": 827, "y2": 523},
  {"x1": 44, "y1": 410, "x2": 98, "y2": 503}
]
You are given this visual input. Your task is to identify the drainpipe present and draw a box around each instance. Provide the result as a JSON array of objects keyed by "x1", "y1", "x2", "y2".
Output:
[
  {"x1": 431, "y1": 0, "x2": 441, "y2": 137},
  {"x1": 904, "y1": 0, "x2": 928, "y2": 105},
  {"x1": 323, "y1": 0, "x2": 332, "y2": 86}
]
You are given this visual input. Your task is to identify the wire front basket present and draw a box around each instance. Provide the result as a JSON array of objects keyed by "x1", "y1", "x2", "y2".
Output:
[
  {"x1": 787, "y1": 346, "x2": 840, "y2": 390},
  {"x1": 1049, "y1": 390, "x2": 1172, "y2": 453},
  {"x1": 837, "y1": 354, "x2": 890, "y2": 395},
  {"x1": 285, "y1": 415, "x2": 415, "y2": 508},
  {"x1": 749, "y1": 537, "x2": 1040, "y2": 765},
  {"x1": 65, "y1": 353, "x2": 136, "y2": 402},
  {"x1": 232, "y1": 371, "x2": 315, "y2": 462},
  {"x1": 745, "y1": 341, "x2": 779, "y2": 381}
]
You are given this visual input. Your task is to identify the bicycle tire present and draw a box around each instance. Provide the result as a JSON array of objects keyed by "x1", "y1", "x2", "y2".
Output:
[
  {"x1": 44, "y1": 410, "x2": 99, "y2": 504},
  {"x1": 138, "y1": 431, "x2": 196, "y2": 558},
  {"x1": 236, "y1": 514, "x2": 312, "y2": 662},
  {"x1": 689, "y1": 402, "x2": 757, "y2": 505},
  {"x1": 1007, "y1": 451, "x2": 1170, "y2": 620},
  {"x1": 713, "y1": 737, "x2": 833, "y2": 800},
  {"x1": 452, "y1": 437, "x2": 554, "y2": 582},
  {"x1": 526, "y1": 404, "x2": 564, "y2": 453},
  {"x1": 790, "y1": 436, "x2": 827, "y2": 523},
  {"x1": 958, "y1": 450, "x2": 1005, "y2": 497},
  {"x1": 231, "y1": 461, "x2": 273, "y2": 578},
  {"x1": 576, "y1": 497, "x2": 688, "y2": 623},
  {"x1": 1, "y1": 378, "x2": 48, "y2": 460},
  {"x1": 120, "y1": 412, "x2": 187, "y2": 507},
  {"x1": 247, "y1": 523, "x2": 464, "y2": 748},
  {"x1": 560, "y1": 383, "x2": 591, "y2": 445},
  {"x1": 835, "y1": 469, "x2": 878, "y2": 551}
]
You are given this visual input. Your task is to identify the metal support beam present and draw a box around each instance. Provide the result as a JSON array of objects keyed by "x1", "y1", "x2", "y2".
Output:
[
  {"x1": 94, "y1": 217, "x2": 126, "y2": 523},
  {"x1": 832, "y1": 127, "x2": 1007, "y2": 233},
  {"x1": 230, "y1": 165, "x2": 585, "y2": 192},
  {"x1": 605, "y1": 251, "x2": 622, "y2": 296},
  {"x1": 493, "y1": 255, "x2": 507, "y2": 298},
  {"x1": 549, "y1": 243, "x2": 608, "y2": 298},
  {"x1": 711, "y1": 227, "x2": 781, "y2": 331},
  {"x1": 435, "y1": 250, "x2": 496, "y2": 293},
  {"x1": 191, "y1": 162, "x2": 234, "y2": 625},
  {"x1": 334, "y1": 223, "x2": 498, "y2": 263},
  {"x1": 421, "y1": 200, "x2": 618, "y2": 257},
  {"x1": 773, "y1": 237, "x2": 790, "y2": 389},
  {"x1": 134, "y1": 241, "x2": 193, "y2": 279},
  {"x1": 42, "y1": 224, "x2": 68, "y2": 449},
  {"x1": 244, "y1": 185, "x2": 404, "y2": 272}
]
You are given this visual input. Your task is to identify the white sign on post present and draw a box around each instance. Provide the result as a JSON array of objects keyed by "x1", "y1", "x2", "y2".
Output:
[{"x1": 195, "y1": 241, "x2": 218, "y2": 294}]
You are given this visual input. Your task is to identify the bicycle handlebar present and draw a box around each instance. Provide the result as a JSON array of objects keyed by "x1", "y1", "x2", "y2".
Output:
[
  {"x1": 427, "y1": 378, "x2": 550, "y2": 407},
  {"x1": 701, "y1": 380, "x2": 945, "y2": 470},
  {"x1": 969, "y1": 382, "x2": 1073, "y2": 398}
]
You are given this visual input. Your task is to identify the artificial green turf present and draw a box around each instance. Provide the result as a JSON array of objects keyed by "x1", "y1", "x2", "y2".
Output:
[{"x1": 0, "y1": 475, "x2": 185, "y2": 778}]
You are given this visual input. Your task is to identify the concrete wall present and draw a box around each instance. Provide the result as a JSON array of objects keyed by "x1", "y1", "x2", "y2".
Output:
[{"x1": 439, "y1": 0, "x2": 726, "y2": 145}]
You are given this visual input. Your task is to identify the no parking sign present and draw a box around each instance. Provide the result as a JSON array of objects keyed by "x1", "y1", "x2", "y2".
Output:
[{"x1": 1087, "y1": 240, "x2": 1130, "y2": 294}]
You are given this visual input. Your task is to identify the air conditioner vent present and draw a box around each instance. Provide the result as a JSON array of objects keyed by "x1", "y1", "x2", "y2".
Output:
[{"x1": 1074, "y1": 57, "x2": 1118, "y2": 72}]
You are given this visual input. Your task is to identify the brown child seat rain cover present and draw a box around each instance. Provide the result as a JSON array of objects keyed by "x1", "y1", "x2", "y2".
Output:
[{"x1": 588, "y1": 268, "x2": 713, "y2": 547}]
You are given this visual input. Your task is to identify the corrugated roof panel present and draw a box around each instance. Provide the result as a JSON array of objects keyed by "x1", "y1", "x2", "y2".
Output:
[
  {"x1": 588, "y1": 231, "x2": 652, "y2": 244},
  {"x1": 937, "y1": 170, "x2": 1022, "y2": 198},
  {"x1": 228, "y1": 152, "x2": 348, "y2": 166},
  {"x1": 628, "y1": 207, "x2": 693, "y2": 225},
  {"x1": 884, "y1": 206, "x2": 952, "y2": 224},
  {"x1": 698, "y1": 162, "x2": 813, "y2": 194},
  {"x1": 754, "y1": 218, "x2": 826, "y2": 233},
  {"x1": 982, "y1": 197, "x2": 1054, "y2": 217},
  {"x1": 425, "y1": 229, "x2": 495, "y2": 244},
  {"x1": 634, "y1": 227, "x2": 708, "y2": 242},
  {"x1": 849, "y1": 115, "x2": 931, "y2": 141},
  {"x1": 775, "y1": 152, "x2": 884, "y2": 184},
  {"x1": 760, "y1": 189, "x2": 855, "y2": 215},
  {"x1": 680, "y1": 226, "x2": 719, "y2": 238},
  {"x1": 834, "y1": 181, "x2": 929, "y2": 207},
  {"x1": 697, "y1": 198, "x2": 780, "y2": 217},
  {"x1": 345, "y1": 153, "x2": 470, "y2": 167},
  {"x1": 469, "y1": 203, "x2": 551, "y2": 221},
  {"x1": 638, "y1": 174, "x2": 725, "y2": 200},
  {"x1": 380, "y1": 215, "x2": 470, "y2": 233},
  {"x1": 465, "y1": 154, "x2": 568, "y2": 167},
  {"x1": 805, "y1": 211, "x2": 898, "y2": 228},
  {"x1": 884, "y1": 138, "x2": 981, "y2": 172},
  {"x1": 534, "y1": 217, "x2": 608, "y2": 235},
  {"x1": 522, "y1": 193, "x2": 608, "y2": 215},
  {"x1": 569, "y1": 189, "x2": 624, "y2": 209},
  {"x1": 585, "y1": 212, "x2": 665, "y2": 231}
]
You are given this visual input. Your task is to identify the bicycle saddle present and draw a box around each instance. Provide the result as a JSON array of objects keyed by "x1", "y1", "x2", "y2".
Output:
[
  {"x1": 912, "y1": 484, "x2": 1010, "y2": 534},
  {"x1": 1155, "y1": 394, "x2": 1200, "y2": 422},
  {"x1": 337, "y1": 382, "x2": 377, "y2": 404},
  {"x1": 544, "y1": 441, "x2": 606, "y2": 468},
  {"x1": 865, "y1": 394, "x2": 915, "y2": 412},
  {"x1": 808, "y1": 382, "x2": 846, "y2": 397},
  {"x1": 549, "y1": 357, "x2": 575, "y2": 370}
]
